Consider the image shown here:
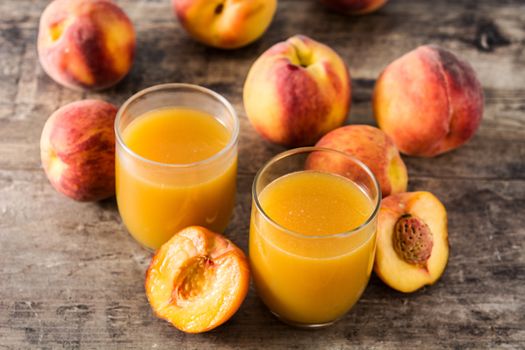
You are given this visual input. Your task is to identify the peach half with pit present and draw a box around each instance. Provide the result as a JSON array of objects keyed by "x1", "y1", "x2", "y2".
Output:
[
  {"x1": 374, "y1": 191, "x2": 449, "y2": 293},
  {"x1": 145, "y1": 226, "x2": 250, "y2": 333}
]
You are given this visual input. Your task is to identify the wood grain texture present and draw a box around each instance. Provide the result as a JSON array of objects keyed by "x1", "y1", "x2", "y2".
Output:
[{"x1": 0, "y1": 0, "x2": 524, "y2": 349}]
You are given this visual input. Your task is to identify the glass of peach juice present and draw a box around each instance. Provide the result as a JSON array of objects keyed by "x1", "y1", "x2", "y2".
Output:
[
  {"x1": 115, "y1": 84, "x2": 239, "y2": 250},
  {"x1": 250, "y1": 147, "x2": 381, "y2": 327}
]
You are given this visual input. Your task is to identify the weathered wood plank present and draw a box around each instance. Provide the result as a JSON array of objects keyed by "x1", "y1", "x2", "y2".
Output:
[
  {"x1": 0, "y1": 171, "x2": 523, "y2": 348},
  {"x1": 0, "y1": 0, "x2": 524, "y2": 348}
]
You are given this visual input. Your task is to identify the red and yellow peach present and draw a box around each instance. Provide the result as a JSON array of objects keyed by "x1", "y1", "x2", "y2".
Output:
[
  {"x1": 40, "y1": 99, "x2": 117, "y2": 201},
  {"x1": 314, "y1": 125, "x2": 408, "y2": 197},
  {"x1": 243, "y1": 35, "x2": 351, "y2": 147},
  {"x1": 172, "y1": 0, "x2": 277, "y2": 49},
  {"x1": 373, "y1": 45, "x2": 484, "y2": 157},
  {"x1": 38, "y1": 0, "x2": 136, "y2": 91}
]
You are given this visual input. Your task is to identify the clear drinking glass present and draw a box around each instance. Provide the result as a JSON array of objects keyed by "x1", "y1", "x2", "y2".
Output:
[
  {"x1": 115, "y1": 83, "x2": 239, "y2": 250},
  {"x1": 249, "y1": 147, "x2": 381, "y2": 328}
]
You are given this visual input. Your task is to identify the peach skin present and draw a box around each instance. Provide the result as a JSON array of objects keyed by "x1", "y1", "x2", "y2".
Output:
[
  {"x1": 313, "y1": 125, "x2": 408, "y2": 197},
  {"x1": 374, "y1": 191, "x2": 449, "y2": 293},
  {"x1": 373, "y1": 45, "x2": 484, "y2": 157},
  {"x1": 172, "y1": 0, "x2": 277, "y2": 49},
  {"x1": 38, "y1": 0, "x2": 136, "y2": 91},
  {"x1": 320, "y1": 0, "x2": 388, "y2": 15},
  {"x1": 40, "y1": 99, "x2": 117, "y2": 201},
  {"x1": 145, "y1": 226, "x2": 250, "y2": 333},
  {"x1": 243, "y1": 35, "x2": 351, "y2": 147}
]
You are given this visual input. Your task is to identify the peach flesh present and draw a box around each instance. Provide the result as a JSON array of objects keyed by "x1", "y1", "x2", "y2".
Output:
[
  {"x1": 145, "y1": 226, "x2": 250, "y2": 333},
  {"x1": 374, "y1": 191, "x2": 449, "y2": 293}
]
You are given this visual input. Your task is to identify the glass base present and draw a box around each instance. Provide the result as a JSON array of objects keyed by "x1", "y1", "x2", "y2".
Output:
[
  {"x1": 127, "y1": 232, "x2": 156, "y2": 253},
  {"x1": 270, "y1": 311, "x2": 339, "y2": 329},
  {"x1": 141, "y1": 244, "x2": 155, "y2": 254}
]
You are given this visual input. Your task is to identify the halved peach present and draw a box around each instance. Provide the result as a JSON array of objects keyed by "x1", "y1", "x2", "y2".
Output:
[
  {"x1": 145, "y1": 226, "x2": 250, "y2": 333},
  {"x1": 374, "y1": 191, "x2": 449, "y2": 293}
]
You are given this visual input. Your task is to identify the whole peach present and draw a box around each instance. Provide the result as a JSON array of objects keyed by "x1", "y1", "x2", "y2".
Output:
[
  {"x1": 40, "y1": 100, "x2": 117, "y2": 201},
  {"x1": 243, "y1": 35, "x2": 351, "y2": 147},
  {"x1": 38, "y1": 0, "x2": 136, "y2": 91},
  {"x1": 373, "y1": 45, "x2": 484, "y2": 157},
  {"x1": 320, "y1": 0, "x2": 388, "y2": 15},
  {"x1": 314, "y1": 125, "x2": 408, "y2": 197},
  {"x1": 172, "y1": 0, "x2": 277, "y2": 49}
]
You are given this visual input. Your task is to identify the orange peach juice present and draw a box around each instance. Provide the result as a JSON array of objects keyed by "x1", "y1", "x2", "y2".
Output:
[
  {"x1": 250, "y1": 170, "x2": 376, "y2": 325},
  {"x1": 116, "y1": 107, "x2": 237, "y2": 250}
]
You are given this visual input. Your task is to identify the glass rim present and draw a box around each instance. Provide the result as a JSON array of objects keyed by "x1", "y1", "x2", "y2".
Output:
[
  {"x1": 114, "y1": 83, "x2": 240, "y2": 169},
  {"x1": 252, "y1": 146, "x2": 382, "y2": 240}
]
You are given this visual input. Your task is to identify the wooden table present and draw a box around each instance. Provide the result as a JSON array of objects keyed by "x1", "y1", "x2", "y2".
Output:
[{"x1": 1, "y1": 0, "x2": 524, "y2": 348}]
